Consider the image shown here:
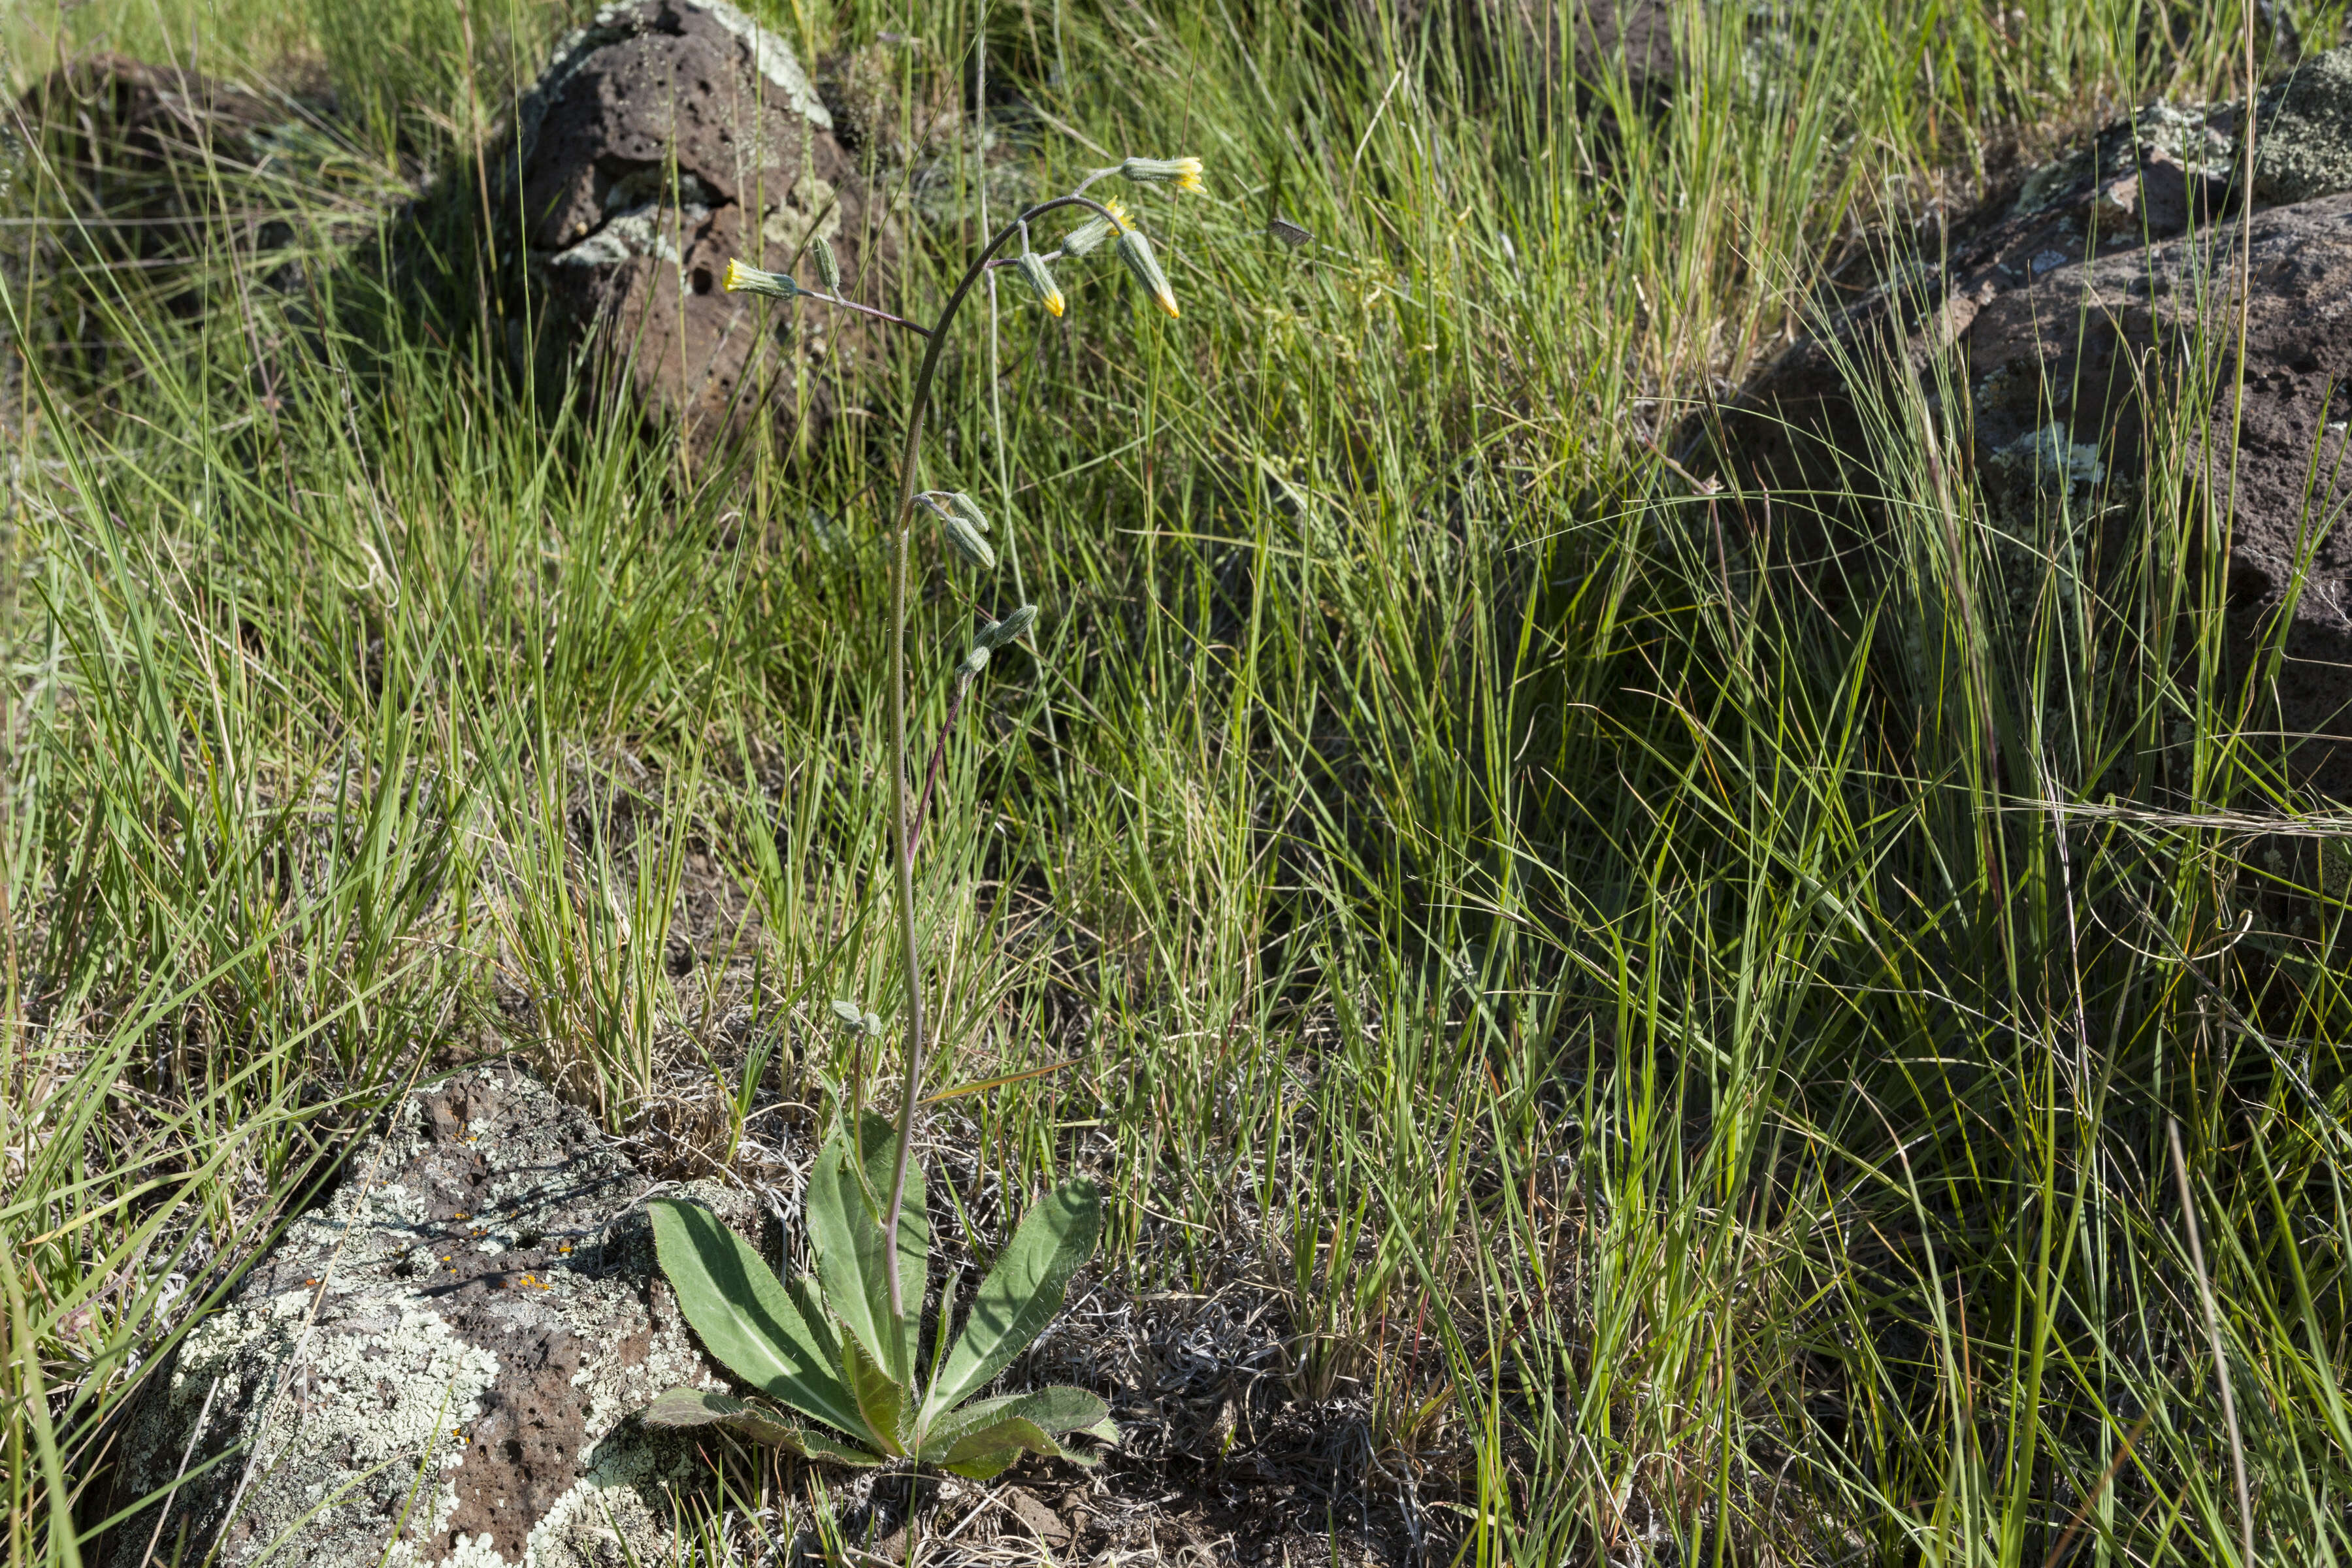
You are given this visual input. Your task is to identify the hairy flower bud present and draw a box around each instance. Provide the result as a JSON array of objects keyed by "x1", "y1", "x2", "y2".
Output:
[
  {"x1": 830, "y1": 1000, "x2": 867, "y2": 1032},
  {"x1": 1120, "y1": 156, "x2": 1204, "y2": 195},
  {"x1": 943, "y1": 515, "x2": 995, "y2": 568},
  {"x1": 1116, "y1": 227, "x2": 1180, "y2": 318},
  {"x1": 810, "y1": 233, "x2": 842, "y2": 293},
  {"x1": 922, "y1": 491, "x2": 994, "y2": 536},
  {"x1": 1015, "y1": 252, "x2": 1066, "y2": 317},
  {"x1": 1061, "y1": 197, "x2": 1132, "y2": 258},
  {"x1": 977, "y1": 604, "x2": 1039, "y2": 649},
  {"x1": 921, "y1": 495, "x2": 997, "y2": 569},
  {"x1": 723, "y1": 258, "x2": 797, "y2": 299},
  {"x1": 956, "y1": 645, "x2": 991, "y2": 679}
]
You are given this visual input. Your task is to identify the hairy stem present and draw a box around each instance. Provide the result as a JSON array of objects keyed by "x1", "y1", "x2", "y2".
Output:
[
  {"x1": 802, "y1": 287, "x2": 934, "y2": 338},
  {"x1": 878, "y1": 192, "x2": 1124, "y2": 1320}
]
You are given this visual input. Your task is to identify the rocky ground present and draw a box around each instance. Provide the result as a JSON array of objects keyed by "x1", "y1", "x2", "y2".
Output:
[
  {"x1": 97, "y1": 1065, "x2": 1428, "y2": 1567},
  {"x1": 1703, "y1": 44, "x2": 2352, "y2": 797}
]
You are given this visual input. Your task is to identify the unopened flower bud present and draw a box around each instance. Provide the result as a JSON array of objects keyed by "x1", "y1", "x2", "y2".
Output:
[
  {"x1": 956, "y1": 645, "x2": 991, "y2": 679},
  {"x1": 863, "y1": 1011, "x2": 883, "y2": 1036},
  {"x1": 977, "y1": 604, "x2": 1039, "y2": 649},
  {"x1": 1120, "y1": 156, "x2": 1204, "y2": 195},
  {"x1": 724, "y1": 259, "x2": 798, "y2": 299},
  {"x1": 1061, "y1": 197, "x2": 1132, "y2": 257},
  {"x1": 921, "y1": 492, "x2": 997, "y2": 567},
  {"x1": 810, "y1": 233, "x2": 842, "y2": 293},
  {"x1": 830, "y1": 999, "x2": 866, "y2": 1032},
  {"x1": 923, "y1": 491, "x2": 990, "y2": 532},
  {"x1": 942, "y1": 515, "x2": 994, "y2": 568},
  {"x1": 1016, "y1": 252, "x2": 1065, "y2": 317},
  {"x1": 1116, "y1": 227, "x2": 1179, "y2": 318}
]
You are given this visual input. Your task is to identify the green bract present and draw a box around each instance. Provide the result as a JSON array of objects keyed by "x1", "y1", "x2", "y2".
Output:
[
  {"x1": 977, "y1": 604, "x2": 1039, "y2": 650},
  {"x1": 643, "y1": 1114, "x2": 1113, "y2": 1478}
]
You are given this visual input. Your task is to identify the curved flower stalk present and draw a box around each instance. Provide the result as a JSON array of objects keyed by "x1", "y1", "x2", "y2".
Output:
[{"x1": 649, "y1": 157, "x2": 1214, "y2": 1478}]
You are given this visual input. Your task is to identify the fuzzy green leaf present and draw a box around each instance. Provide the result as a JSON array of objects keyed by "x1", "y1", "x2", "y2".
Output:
[
  {"x1": 647, "y1": 1200, "x2": 866, "y2": 1437},
  {"x1": 807, "y1": 1114, "x2": 927, "y2": 1386},
  {"x1": 921, "y1": 1386, "x2": 1109, "y2": 1456},
  {"x1": 839, "y1": 1325, "x2": 908, "y2": 1456},
  {"x1": 641, "y1": 1386, "x2": 747, "y2": 1429},
  {"x1": 921, "y1": 1178, "x2": 1101, "y2": 1424},
  {"x1": 640, "y1": 1386, "x2": 885, "y2": 1464},
  {"x1": 933, "y1": 1414, "x2": 1062, "y2": 1475}
]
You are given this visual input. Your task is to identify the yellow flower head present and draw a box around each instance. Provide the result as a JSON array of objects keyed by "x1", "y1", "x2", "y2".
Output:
[
  {"x1": 723, "y1": 259, "x2": 797, "y2": 299},
  {"x1": 1121, "y1": 157, "x2": 1205, "y2": 195},
  {"x1": 1116, "y1": 227, "x2": 1180, "y2": 319},
  {"x1": 1062, "y1": 197, "x2": 1134, "y2": 258},
  {"x1": 1017, "y1": 252, "x2": 1067, "y2": 317}
]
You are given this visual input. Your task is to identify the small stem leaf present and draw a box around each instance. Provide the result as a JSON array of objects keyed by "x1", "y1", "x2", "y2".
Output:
[
  {"x1": 839, "y1": 1326, "x2": 909, "y2": 1456},
  {"x1": 808, "y1": 1115, "x2": 926, "y2": 1387},
  {"x1": 921, "y1": 1179, "x2": 1102, "y2": 1426},
  {"x1": 648, "y1": 1200, "x2": 866, "y2": 1436}
]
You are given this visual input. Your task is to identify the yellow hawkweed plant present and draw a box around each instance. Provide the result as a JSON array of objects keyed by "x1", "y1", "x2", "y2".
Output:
[{"x1": 651, "y1": 160, "x2": 1245, "y2": 1483}]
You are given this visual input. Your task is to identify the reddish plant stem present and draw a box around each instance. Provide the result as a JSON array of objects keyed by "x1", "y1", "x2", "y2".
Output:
[{"x1": 909, "y1": 675, "x2": 973, "y2": 858}]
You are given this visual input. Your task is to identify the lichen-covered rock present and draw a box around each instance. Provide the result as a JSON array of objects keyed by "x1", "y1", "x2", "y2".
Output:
[
  {"x1": 102, "y1": 1064, "x2": 765, "y2": 1567},
  {"x1": 502, "y1": 0, "x2": 890, "y2": 455},
  {"x1": 2255, "y1": 45, "x2": 2352, "y2": 206}
]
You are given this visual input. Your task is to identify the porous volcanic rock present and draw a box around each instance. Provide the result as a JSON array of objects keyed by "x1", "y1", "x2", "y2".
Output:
[
  {"x1": 10, "y1": 54, "x2": 355, "y2": 297},
  {"x1": 1961, "y1": 196, "x2": 2352, "y2": 793},
  {"x1": 504, "y1": 0, "x2": 890, "y2": 453},
  {"x1": 101, "y1": 1064, "x2": 764, "y2": 1567},
  {"x1": 1706, "y1": 51, "x2": 2352, "y2": 796}
]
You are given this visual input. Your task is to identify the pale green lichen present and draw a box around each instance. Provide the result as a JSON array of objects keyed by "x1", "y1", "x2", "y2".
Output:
[
  {"x1": 2253, "y1": 45, "x2": 2352, "y2": 206},
  {"x1": 121, "y1": 1071, "x2": 766, "y2": 1566},
  {"x1": 174, "y1": 1290, "x2": 499, "y2": 1557}
]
